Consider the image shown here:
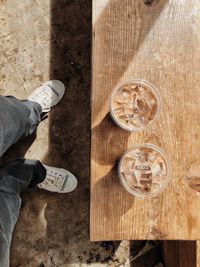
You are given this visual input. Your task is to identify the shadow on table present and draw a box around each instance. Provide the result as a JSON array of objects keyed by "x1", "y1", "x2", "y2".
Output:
[
  {"x1": 91, "y1": 166, "x2": 134, "y2": 241},
  {"x1": 92, "y1": 113, "x2": 131, "y2": 165}
]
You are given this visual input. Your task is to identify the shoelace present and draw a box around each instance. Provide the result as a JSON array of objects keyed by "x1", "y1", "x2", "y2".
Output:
[
  {"x1": 46, "y1": 171, "x2": 66, "y2": 189},
  {"x1": 31, "y1": 84, "x2": 60, "y2": 112}
]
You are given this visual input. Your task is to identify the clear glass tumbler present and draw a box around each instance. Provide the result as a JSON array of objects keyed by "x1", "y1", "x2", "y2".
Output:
[
  {"x1": 118, "y1": 144, "x2": 171, "y2": 198},
  {"x1": 110, "y1": 79, "x2": 162, "y2": 132}
]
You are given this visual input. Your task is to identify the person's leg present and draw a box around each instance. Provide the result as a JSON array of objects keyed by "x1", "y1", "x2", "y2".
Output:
[
  {"x1": 0, "y1": 157, "x2": 78, "y2": 267},
  {"x1": 0, "y1": 80, "x2": 69, "y2": 266},
  {"x1": 0, "y1": 96, "x2": 42, "y2": 157},
  {"x1": 0, "y1": 158, "x2": 46, "y2": 267},
  {"x1": 0, "y1": 80, "x2": 66, "y2": 157}
]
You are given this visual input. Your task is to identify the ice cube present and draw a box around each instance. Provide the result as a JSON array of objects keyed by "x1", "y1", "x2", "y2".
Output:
[
  {"x1": 133, "y1": 107, "x2": 140, "y2": 114},
  {"x1": 134, "y1": 151, "x2": 148, "y2": 163},
  {"x1": 151, "y1": 182, "x2": 160, "y2": 192},
  {"x1": 113, "y1": 107, "x2": 124, "y2": 113},
  {"x1": 115, "y1": 90, "x2": 131, "y2": 104},
  {"x1": 122, "y1": 157, "x2": 136, "y2": 172},
  {"x1": 138, "y1": 86, "x2": 146, "y2": 92},
  {"x1": 123, "y1": 85, "x2": 132, "y2": 91},
  {"x1": 132, "y1": 115, "x2": 146, "y2": 127},
  {"x1": 148, "y1": 152, "x2": 158, "y2": 163},
  {"x1": 140, "y1": 173, "x2": 153, "y2": 190},
  {"x1": 141, "y1": 173, "x2": 153, "y2": 180},
  {"x1": 135, "y1": 165, "x2": 151, "y2": 171},
  {"x1": 124, "y1": 106, "x2": 134, "y2": 115},
  {"x1": 159, "y1": 161, "x2": 164, "y2": 171},
  {"x1": 134, "y1": 185, "x2": 151, "y2": 193},
  {"x1": 151, "y1": 164, "x2": 162, "y2": 177},
  {"x1": 129, "y1": 84, "x2": 137, "y2": 90},
  {"x1": 136, "y1": 98, "x2": 146, "y2": 112},
  {"x1": 122, "y1": 172, "x2": 139, "y2": 187},
  {"x1": 149, "y1": 103, "x2": 158, "y2": 120},
  {"x1": 131, "y1": 85, "x2": 140, "y2": 92}
]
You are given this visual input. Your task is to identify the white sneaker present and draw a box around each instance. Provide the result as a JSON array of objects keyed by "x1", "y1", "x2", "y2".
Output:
[
  {"x1": 28, "y1": 80, "x2": 65, "y2": 112},
  {"x1": 38, "y1": 165, "x2": 78, "y2": 193}
]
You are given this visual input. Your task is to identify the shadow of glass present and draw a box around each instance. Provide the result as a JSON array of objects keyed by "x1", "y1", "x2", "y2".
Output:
[
  {"x1": 92, "y1": 113, "x2": 131, "y2": 165},
  {"x1": 91, "y1": 167, "x2": 134, "y2": 240}
]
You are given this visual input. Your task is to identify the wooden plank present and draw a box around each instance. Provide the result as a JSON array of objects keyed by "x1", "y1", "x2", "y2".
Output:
[
  {"x1": 197, "y1": 241, "x2": 200, "y2": 267},
  {"x1": 91, "y1": 0, "x2": 200, "y2": 241},
  {"x1": 162, "y1": 241, "x2": 197, "y2": 267}
]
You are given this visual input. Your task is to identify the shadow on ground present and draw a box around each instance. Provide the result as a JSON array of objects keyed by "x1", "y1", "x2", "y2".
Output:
[
  {"x1": 44, "y1": 0, "x2": 121, "y2": 265},
  {"x1": 43, "y1": 0, "x2": 163, "y2": 265},
  {"x1": 7, "y1": 0, "x2": 164, "y2": 266}
]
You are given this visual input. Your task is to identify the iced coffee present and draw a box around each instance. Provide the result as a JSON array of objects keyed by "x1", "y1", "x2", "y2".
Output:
[
  {"x1": 119, "y1": 144, "x2": 171, "y2": 197},
  {"x1": 110, "y1": 79, "x2": 161, "y2": 131}
]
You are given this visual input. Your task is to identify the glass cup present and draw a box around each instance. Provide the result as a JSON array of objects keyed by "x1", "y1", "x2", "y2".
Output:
[
  {"x1": 118, "y1": 144, "x2": 171, "y2": 198},
  {"x1": 110, "y1": 79, "x2": 162, "y2": 131}
]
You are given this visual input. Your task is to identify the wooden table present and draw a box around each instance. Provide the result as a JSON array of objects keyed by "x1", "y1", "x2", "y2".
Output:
[{"x1": 91, "y1": 0, "x2": 200, "y2": 264}]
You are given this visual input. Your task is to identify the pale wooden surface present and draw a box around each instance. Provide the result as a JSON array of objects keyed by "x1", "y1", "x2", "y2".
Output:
[{"x1": 91, "y1": 0, "x2": 200, "y2": 241}]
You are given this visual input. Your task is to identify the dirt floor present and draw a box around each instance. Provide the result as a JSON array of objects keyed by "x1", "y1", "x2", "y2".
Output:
[{"x1": 0, "y1": 0, "x2": 163, "y2": 266}]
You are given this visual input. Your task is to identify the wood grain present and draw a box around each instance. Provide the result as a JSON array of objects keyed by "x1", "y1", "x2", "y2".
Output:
[
  {"x1": 197, "y1": 241, "x2": 200, "y2": 267},
  {"x1": 162, "y1": 241, "x2": 197, "y2": 267},
  {"x1": 91, "y1": 0, "x2": 200, "y2": 241}
]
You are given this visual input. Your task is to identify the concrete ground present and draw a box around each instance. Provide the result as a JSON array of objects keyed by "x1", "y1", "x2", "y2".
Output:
[{"x1": 0, "y1": 0, "x2": 162, "y2": 266}]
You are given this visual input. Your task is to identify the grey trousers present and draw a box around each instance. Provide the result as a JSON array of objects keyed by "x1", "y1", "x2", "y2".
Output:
[{"x1": 0, "y1": 96, "x2": 47, "y2": 267}]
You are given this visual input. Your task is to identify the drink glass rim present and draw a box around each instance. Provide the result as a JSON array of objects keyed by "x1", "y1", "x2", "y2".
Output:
[
  {"x1": 118, "y1": 143, "x2": 172, "y2": 198},
  {"x1": 110, "y1": 78, "x2": 162, "y2": 132}
]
